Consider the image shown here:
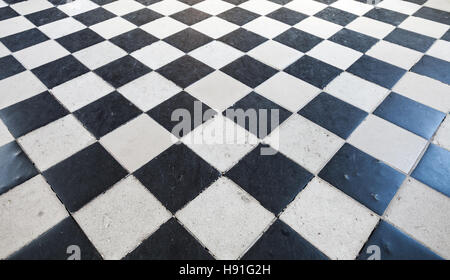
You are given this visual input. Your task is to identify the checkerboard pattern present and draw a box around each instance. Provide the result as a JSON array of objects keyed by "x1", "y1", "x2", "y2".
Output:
[{"x1": 0, "y1": 0, "x2": 449, "y2": 260}]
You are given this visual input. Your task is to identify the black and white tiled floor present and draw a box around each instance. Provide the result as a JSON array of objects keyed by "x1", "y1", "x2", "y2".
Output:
[{"x1": 0, "y1": 0, "x2": 449, "y2": 260}]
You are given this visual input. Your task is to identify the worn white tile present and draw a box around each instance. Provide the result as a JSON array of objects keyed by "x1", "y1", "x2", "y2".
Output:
[
  {"x1": 248, "y1": 40, "x2": 302, "y2": 70},
  {"x1": 192, "y1": 16, "x2": 238, "y2": 39},
  {"x1": 346, "y1": 17, "x2": 396, "y2": 39},
  {"x1": 366, "y1": 40, "x2": 423, "y2": 69},
  {"x1": 39, "y1": 17, "x2": 85, "y2": 39},
  {"x1": 73, "y1": 41, "x2": 127, "y2": 70},
  {"x1": 399, "y1": 16, "x2": 448, "y2": 38},
  {"x1": 0, "y1": 120, "x2": 13, "y2": 147},
  {"x1": 103, "y1": 0, "x2": 144, "y2": 16},
  {"x1": 189, "y1": 41, "x2": 243, "y2": 69},
  {"x1": 13, "y1": 40, "x2": 69, "y2": 69},
  {"x1": 193, "y1": 0, "x2": 234, "y2": 15},
  {"x1": 243, "y1": 16, "x2": 290, "y2": 39},
  {"x1": 307, "y1": 40, "x2": 362, "y2": 70},
  {"x1": 239, "y1": 0, "x2": 280, "y2": 15},
  {"x1": 0, "y1": 16, "x2": 34, "y2": 38},
  {"x1": 132, "y1": 41, "x2": 184, "y2": 69},
  {"x1": 433, "y1": 115, "x2": 450, "y2": 151},
  {"x1": 426, "y1": 40, "x2": 450, "y2": 62},
  {"x1": 0, "y1": 71, "x2": 46, "y2": 110},
  {"x1": 295, "y1": 17, "x2": 343, "y2": 39},
  {"x1": 141, "y1": 16, "x2": 187, "y2": 39},
  {"x1": 90, "y1": 17, "x2": 135, "y2": 39},
  {"x1": 285, "y1": 0, "x2": 328, "y2": 15}
]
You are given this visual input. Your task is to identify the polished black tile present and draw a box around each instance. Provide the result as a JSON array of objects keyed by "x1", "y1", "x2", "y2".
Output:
[
  {"x1": 74, "y1": 91, "x2": 142, "y2": 138},
  {"x1": 284, "y1": 56, "x2": 342, "y2": 89},
  {"x1": 373, "y1": 92, "x2": 445, "y2": 139},
  {"x1": 164, "y1": 28, "x2": 213, "y2": 53},
  {"x1": 267, "y1": 7, "x2": 307, "y2": 25},
  {"x1": 170, "y1": 8, "x2": 211, "y2": 25},
  {"x1": 0, "y1": 55, "x2": 26, "y2": 80},
  {"x1": 91, "y1": 0, "x2": 118, "y2": 4},
  {"x1": 25, "y1": 7, "x2": 68, "y2": 26},
  {"x1": 403, "y1": 0, "x2": 426, "y2": 4},
  {"x1": 222, "y1": 0, "x2": 250, "y2": 4},
  {"x1": 384, "y1": 28, "x2": 435, "y2": 52},
  {"x1": 442, "y1": 29, "x2": 450, "y2": 41},
  {"x1": 8, "y1": 217, "x2": 102, "y2": 260},
  {"x1": 357, "y1": 220, "x2": 443, "y2": 260},
  {"x1": 328, "y1": 28, "x2": 378, "y2": 53},
  {"x1": 411, "y1": 55, "x2": 450, "y2": 84},
  {"x1": 94, "y1": 55, "x2": 151, "y2": 88},
  {"x1": 243, "y1": 219, "x2": 329, "y2": 260},
  {"x1": 73, "y1": 7, "x2": 116, "y2": 26},
  {"x1": 314, "y1": 6, "x2": 358, "y2": 26},
  {"x1": 32, "y1": 55, "x2": 89, "y2": 88},
  {"x1": 364, "y1": 8, "x2": 408, "y2": 26},
  {"x1": 147, "y1": 91, "x2": 215, "y2": 138},
  {"x1": 412, "y1": 144, "x2": 450, "y2": 197},
  {"x1": 0, "y1": 6, "x2": 19, "y2": 21},
  {"x1": 56, "y1": 28, "x2": 104, "y2": 52},
  {"x1": 157, "y1": 55, "x2": 214, "y2": 88},
  {"x1": 43, "y1": 142, "x2": 128, "y2": 212},
  {"x1": 0, "y1": 28, "x2": 49, "y2": 52},
  {"x1": 123, "y1": 8, "x2": 163, "y2": 26},
  {"x1": 47, "y1": 0, "x2": 72, "y2": 4},
  {"x1": 110, "y1": 28, "x2": 158, "y2": 53},
  {"x1": 319, "y1": 143, "x2": 405, "y2": 215},
  {"x1": 226, "y1": 144, "x2": 314, "y2": 214},
  {"x1": 134, "y1": 143, "x2": 220, "y2": 212},
  {"x1": 414, "y1": 6, "x2": 450, "y2": 25},
  {"x1": 178, "y1": 0, "x2": 204, "y2": 5},
  {"x1": 0, "y1": 141, "x2": 38, "y2": 195},
  {"x1": 123, "y1": 218, "x2": 214, "y2": 260},
  {"x1": 0, "y1": 92, "x2": 68, "y2": 138},
  {"x1": 314, "y1": 0, "x2": 337, "y2": 4},
  {"x1": 218, "y1": 7, "x2": 260, "y2": 26},
  {"x1": 218, "y1": 28, "x2": 268, "y2": 52},
  {"x1": 347, "y1": 55, "x2": 406, "y2": 89},
  {"x1": 224, "y1": 92, "x2": 291, "y2": 138},
  {"x1": 274, "y1": 28, "x2": 323, "y2": 52}
]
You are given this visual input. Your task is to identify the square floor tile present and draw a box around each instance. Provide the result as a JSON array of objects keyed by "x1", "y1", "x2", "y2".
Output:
[
  {"x1": 384, "y1": 28, "x2": 435, "y2": 52},
  {"x1": 294, "y1": 16, "x2": 343, "y2": 39},
  {"x1": 150, "y1": 0, "x2": 189, "y2": 15},
  {"x1": 267, "y1": 7, "x2": 308, "y2": 26},
  {"x1": 377, "y1": 0, "x2": 422, "y2": 15},
  {"x1": 0, "y1": 71, "x2": 46, "y2": 110},
  {"x1": 413, "y1": 6, "x2": 450, "y2": 25},
  {"x1": 364, "y1": 7, "x2": 408, "y2": 26},
  {"x1": 73, "y1": 7, "x2": 116, "y2": 26},
  {"x1": 25, "y1": 7, "x2": 67, "y2": 26},
  {"x1": 141, "y1": 16, "x2": 187, "y2": 39},
  {"x1": 73, "y1": 41, "x2": 127, "y2": 70},
  {"x1": 328, "y1": 28, "x2": 378, "y2": 52},
  {"x1": 426, "y1": 39, "x2": 450, "y2": 62},
  {"x1": 132, "y1": 41, "x2": 184, "y2": 70},
  {"x1": 110, "y1": 28, "x2": 158, "y2": 53},
  {"x1": 330, "y1": 0, "x2": 373, "y2": 16},
  {"x1": 307, "y1": 40, "x2": 362, "y2": 70},
  {"x1": 10, "y1": 0, "x2": 53, "y2": 15},
  {"x1": 103, "y1": 0, "x2": 144, "y2": 15},
  {"x1": 0, "y1": 120, "x2": 13, "y2": 147},
  {"x1": 56, "y1": 28, "x2": 105, "y2": 53},
  {"x1": 123, "y1": 8, "x2": 163, "y2": 26},
  {"x1": 314, "y1": 6, "x2": 358, "y2": 26},
  {"x1": 239, "y1": 0, "x2": 280, "y2": 15},
  {"x1": 243, "y1": 16, "x2": 290, "y2": 39},
  {"x1": 90, "y1": 16, "x2": 136, "y2": 39},
  {"x1": 0, "y1": 55, "x2": 25, "y2": 80},
  {"x1": 218, "y1": 6, "x2": 260, "y2": 26},
  {"x1": 285, "y1": 0, "x2": 328, "y2": 15},
  {"x1": 38, "y1": 17, "x2": 86, "y2": 39},
  {"x1": 274, "y1": 27, "x2": 323, "y2": 53},
  {"x1": 411, "y1": 55, "x2": 450, "y2": 85},
  {"x1": 192, "y1": 16, "x2": 239, "y2": 39},
  {"x1": 433, "y1": 116, "x2": 450, "y2": 151},
  {"x1": 170, "y1": 7, "x2": 211, "y2": 25},
  {"x1": 189, "y1": 40, "x2": 243, "y2": 69},
  {"x1": 398, "y1": 16, "x2": 448, "y2": 38},
  {"x1": 193, "y1": 0, "x2": 233, "y2": 15},
  {"x1": 0, "y1": 16, "x2": 34, "y2": 38},
  {"x1": 0, "y1": 28, "x2": 49, "y2": 52},
  {"x1": 218, "y1": 28, "x2": 268, "y2": 52},
  {"x1": 177, "y1": 177, "x2": 274, "y2": 259},
  {"x1": 346, "y1": 16, "x2": 395, "y2": 39},
  {"x1": 57, "y1": 0, "x2": 99, "y2": 16},
  {"x1": 0, "y1": 6, "x2": 19, "y2": 21},
  {"x1": 367, "y1": 40, "x2": 423, "y2": 70},
  {"x1": 248, "y1": 40, "x2": 303, "y2": 70},
  {"x1": 13, "y1": 40, "x2": 69, "y2": 70},
  {"x1": 164, "y1": 28, "x2": 213, "y2": 52}
]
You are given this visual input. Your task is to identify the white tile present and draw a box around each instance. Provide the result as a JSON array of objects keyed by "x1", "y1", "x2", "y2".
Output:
[
  {"x1": 285, "y1": 0, "x2": 328, "y2": 15},
  {"x1": 132, "y1": 41, "x2": 184, "y2": 69},
  {"x1": 100, "y1": 114, "x2": 174, "y2": 172},
  {"x1": 0, "y1": 0, "x2": 5, "y2": 7},
  {"x1": 51, "y1": 72, "x2": 114, "y2": 112},
  {"x1": 424, "y1": 0, "x2": 450, "y2": 12},
  {"x1": 149, "y1": 0, "x2": 189, "y2": 15},
  {"x1": 266, "y1": 115, "x2": 344, "y2": 174},
  {"x1": 255, "y1": 72, "x2": 320, "y2": 112},
  {"x1": 57, "y1": 0, "x2": 99, "y2": 16},
  {"x1": 384, "y1": 178, "x2": 450, "y2": 259},
  {"x1": 192, "y1": 16, "x2": 238, "y2": 39},
  {"x1": 183, "y1": 115, "x2": 258, "y2": 172},
  {"x1": 399, "y1": 16, "x2": 448, "y2": 38},
  {"x1": 118, "y1": 72, "x2": 181, "y2": 111},
  {"x1": 189, "y1": 41, "x2": 243, "y2": 69},
  {"x1": 177, "y1": 177, "x2": 274, "y2": 260},
  {"x1": 73, "y1": 41, "x2": 127, "y2": 70},
  {"x1": 186, "y1": 71, "x2": 251, "y2": 112},
  {"x1": 331, "y1": 0, "x2": 373, "y2": 15},
  {"x1": 280, "y1": 177, "x2": 379, "y2": 260},
  {"x1": 18, "y1": 115, "x2": 95, "y2": 171},
  {"x1": 239, "y1": 0, "x2": 280, "y2": 15},
  {"x1": 193, "y1": 0, "x2": 234, "y2": 15},
  {"x1": 0, "y1": 42, "x2": 9, "y2": 58},
  {"x1": 248, "y1": 40, "x2": 302, "y2": 70},
  {"x1": 103, "y1": 0, "x2": 144, "y2": 16},
  {"x1": 89, "y1": 17, "x2": 135, "y2": 39},
  {"x1": 0, "y1": 16, "x2": 34, "y2": 38},
  {"x1": 366, "y1": 40, "x2": 422, "y2": 69},
  {"x1": 348, "y1": 115, "x2": 428, "y2": 173},
  {"x1": 39, "y1": 17, "x2": 85, "y2": 39},
  {"x1": 325, "y1": 72, "x2": 389, "y2": 112},
  {"x1": 376, "y1": 0, "x2": 421, "y2": 15},
  {"x1": 433, "y1": 115, "x2": 450, "y2": 151},
  {"x1": 11, "y1": 0, "x2": 53, "y2": 15},
  {"x1": 141, "y1": 16, "x2": 187, "y2": 39},
  {"x1": 346, "y1": 17, "x2": 395, "y2": 39},
  {"x1": 74, "y1": 176, "x2": 171, "y2": 260},
  {"x1": 0, "y1": 71, "x2": 46, "y2": 110},
  {"x1": 295, "y1": 17, "x2": 343, "y2": 39},
  {"x1": 13, "y1": 40, "x2": 69, "y2": 69},
  {"x1": 243, "y1": 16, "x2": 290, "y2": 39},
  {"x1": 393, "y1": 72, "x2": 450, "y2": 113},
  {"x1": 0, "y1": 120, "x2": 13, "y2": 147},
  {"x1": 307, "y1": 40, "x2": 362, "y2": 70},
  {"x1": 0, "y1": 175, "x2": 68, "y2": 259},
  {"x1": 426, "y1": 40, "x2": 450, "y2": 62}
]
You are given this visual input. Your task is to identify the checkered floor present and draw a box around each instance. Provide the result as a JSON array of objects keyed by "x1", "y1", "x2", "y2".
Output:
[{"x1": 0, "y1": 0, "x2": 449, "y2": 260}]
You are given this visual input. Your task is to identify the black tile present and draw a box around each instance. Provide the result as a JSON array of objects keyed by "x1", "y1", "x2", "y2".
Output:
[
  {"x1": 56, "y1": 28, "x2": 104, "y2": 52},
  {"x1": 178, "y1": 0, "x2": 204, "y2": 5},
  {"x1": 243, "y1": 220, "x2": 329, "y2": 260},
  {"x1": 91, "y1": 0, "x2": 118, "y2": 4},
  {"x1": 364, "y1": 8, "x2": 408, "y2": 26},
  {"x1": 219, "y1": 28, "x2": 268, "y2": 52},
  {"x1": 328, "y1": 28, "x2": 378, "y2": 53},
  {"x1": 315, "y1": 6, "x2": 358, "y2": 26},
  {"x1": 164, "y1": 28, "x2": 213, "y2": 53},
  {"x1": 357, "y1": 220, "x2": 443, "y2": 260},
  {"x1": 284, "y1": 56, "x2": 342, "y2": 89},
  {"x1": 73, "y1": 7, "x2": 116, "y2": 26},
  {"x1": 0, "y1": 55, "x2": 26, "y2": 80},
  {"x1": 412, "y1": 144, "x2": 450, "y2": 197},
  {"x1": 32, "y1": 55, "x2": 89, "y2": 88},
  {"x1": 403, "y1": 0, "x2": 426, "y2": 4},
  {"x1": 135, "y1": 0, "x2": 162, "y2": 4},
  {"x1": 220, "y1": 55, "x2": 278, "y2": 88},
  {"x1": 373, "y1": 92, "x2": 445, "y2": 139},
  {"x1": 8, "y1": 217, "x2": 102, "y2": 260},
  {"x1": 226, "y1": 144, "x2": 314, "y2": 214},
  {"x1": 223, "y1": 0, "x2": 249, "y2": 4},
  {"x1": 73, "y1": 91, "x2": 142, "y2": 138},
  {"x1": 298, "y1": 92, "x2": 367, "y2": 139},
  {"x1": 411, "y1": 55, "x2": 450, "y2": 85},
  {"x1": 274, "y1": 28, "x2": 323, "y2": 52},
  {"x1": 134, "y1": 143, "x2": 220, "y2": 212},
  {"x1": 347, "y1": 55, "x2": 406, "y2": 89},
  {"x1": 223, "y1": 92, "x2": 291, "y2": 138},
  {"x1": 384, "y1": 28, "x2": 435, "y2": 52},
  {"x1": 314, "y1": 0, "x2": 336, "y2": 3},
  {"x1": 25, "y1": 7, "x2": 68, "y2": 26},
  {"x1": 414, "y1": 6, "x2": 450, "y2": 25},
  {"x1": 94, "y1": 55, "x2": 151, "y2": 88},
  {"x1": 0, "y1": 28, "x2": 49, "y2": 52},
  {"x1": 147, "y1": 91, "x2": 215, "y2": 138},
  {"x1": 123, "y1": 8, "x2": 163, "y2": 26},
  {"x1": 43, "y1": 143, "x2": 128, "y2": 212},
  {"x1": 319, "y1": 143, "x2": 405, "y2": 215},
  {"x1": 0, "y1": 141, "x2": 38, "y2": 195},
  {"x1": 218, "y1": 7, "x2": 260, "y2": 26},
  {"x1": 0, "y1": 6, "x2": 19, "y2": 21},
  {"x1": 110, "y1": 28, "x2": 158, "y2": 53},
  {"x1": 267, "y1": 8, "x2": 308, "y2": 25},
  {"x1": 157, "y1": 55, "x2": 214, "y2": 88},
  {"x1": 123, "y1": 218, "x2": 214, "y2": 260},
  {"x1": 442, "y1": 29, "x2": 450, "y2": 41},
  {"x1": 170, "y1": 8, "x2": 211, "y2": 25},
  {"x1": 47, "y1": 0, "x2": 72, "y2": 4},
  {"x1": 0, "y1": 92, "x2": 68, "y2": 138}
]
